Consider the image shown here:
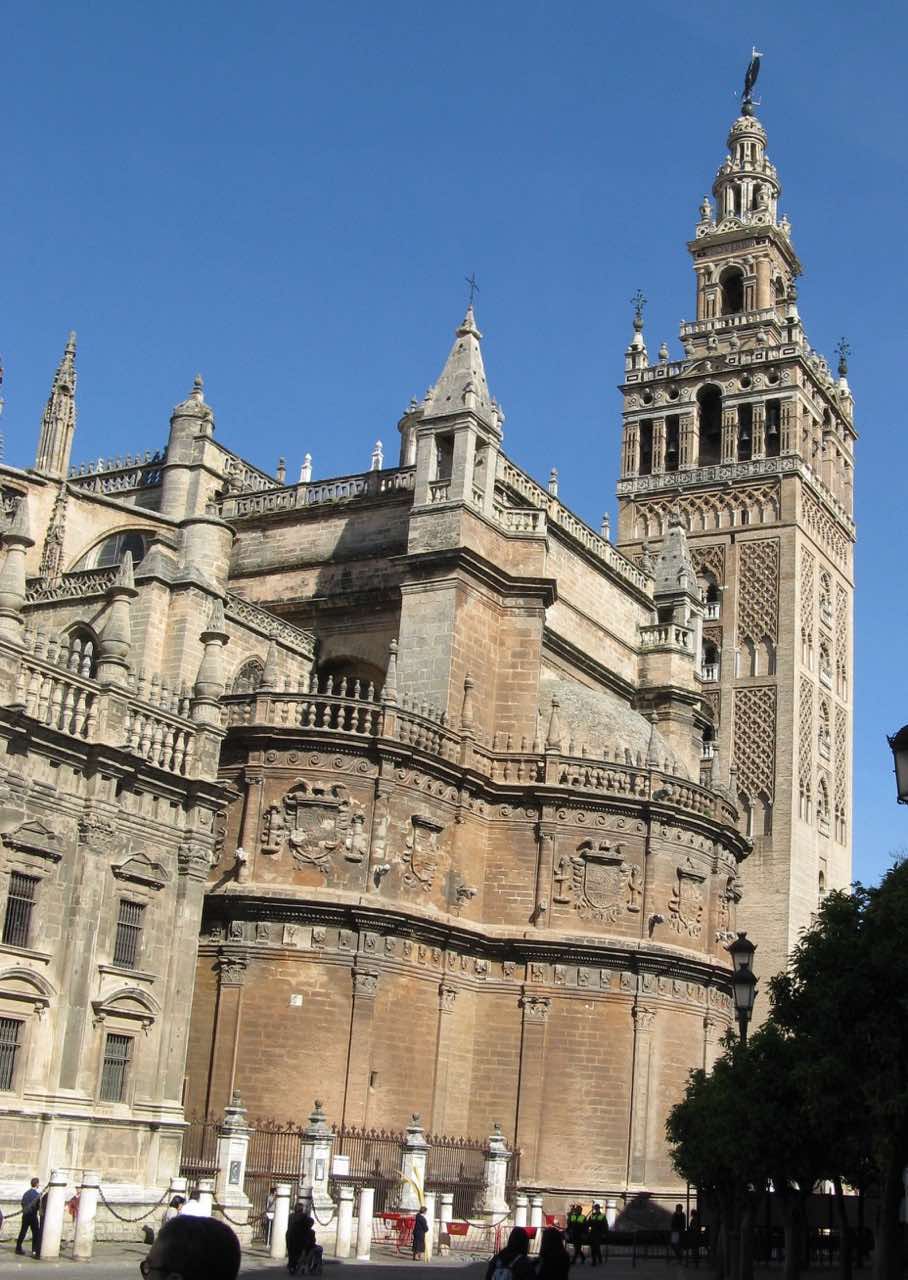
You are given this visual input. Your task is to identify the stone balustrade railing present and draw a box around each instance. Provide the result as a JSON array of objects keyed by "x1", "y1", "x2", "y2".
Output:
[
  {"x1": 222, "y1": 684, "x2": 383, "y2": 736},
  {"x1": 223, "y1": 594, "x2": 316, "y2": 660},
  {"x1": 69, "y1": 453, "x2": 164, "y2": 496},
  {"x1": 639, "y1": 622, "x2": 693, "y2": 650},
  {"x1": 16, "y1": 652, "x2": 99, "y2": 740},
  {"x1": 26, "y1": 567, "x2": 120, "y2": 603},
  {"x1": 678, "y1": 306, "x2": 780, "y2": 340},
  {"x1": 219, "y1": 467, "x2": 415, "y2": 520},
  {"x1": 221, "y1": 450, "x2": 278, "y2": 495},
  {"x1": 395, "y1": 703, "x2": 460, "y2": 759}
]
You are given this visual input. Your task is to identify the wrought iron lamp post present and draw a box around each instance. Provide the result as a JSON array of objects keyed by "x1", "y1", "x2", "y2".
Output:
[
  {"x1": 887, "y1": 726, "x2": 908, "y2": 804},
  {"x1": 727, "y1": 931, "x2": 757, "y2": 1044}
]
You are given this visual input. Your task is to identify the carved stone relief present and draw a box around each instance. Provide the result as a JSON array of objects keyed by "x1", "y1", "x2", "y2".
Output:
[
  {"x1": 261, "y1": 780, "x2": 363, "y2": 873},
  {"x1": 400, "y1": 815, "x2": 444, "y2": 890},
  {"x1": 568, "y1": 840, "x2": 642, "y2": 922},
  {"x1": 668, "y1": 857, "x2": 705, "y2": 937}
]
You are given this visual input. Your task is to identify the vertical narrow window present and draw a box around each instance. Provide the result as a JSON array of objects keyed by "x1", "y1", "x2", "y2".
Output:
[
  {"x1": 113, "y1": 900, "x2": 145, "y2": 970},
  {"x1": 100, "y1": 1033, "x2": 132, "y2": 1102},
  {"x1": 737, "y1": 404, "x2": 753, "y2": 461},
  {"x1": 2, "y1": 873, "x2": 38, "y2": 949},
  {"x1": 765, "y1": 400, "x2": 781, "y2": 458},
  {"x1": 665, "y1": 416, "x2": 680, "y2": 472},
  {"x1": 0, "y1": 1018, "x2": 22, "y2": 1091},
  {"x1": 638, "y1": 421, "x2": 653, "y2": 476}
]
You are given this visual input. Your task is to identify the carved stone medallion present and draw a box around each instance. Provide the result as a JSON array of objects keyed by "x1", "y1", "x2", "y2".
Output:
[
  {"x1": 669, "y1": 857, "x2": 706, "y2": 937},
  {"x1": 262, "y1": 780, "x2": 361, "y2": 873},
  {"x1": 570, "y1": 840, "x2": 642, "y2": 922},
  {"x1": 401, "y1": 815, "x2": 443, "y2": 890}
]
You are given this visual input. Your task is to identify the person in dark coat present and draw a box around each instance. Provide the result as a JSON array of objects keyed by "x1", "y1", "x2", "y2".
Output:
[
  {"x1": 585, "y1": 1204, "x2": 608, "y2": 1266},
  {"x1": 537, "y1": 1225, "x2": 571, "y2": 1280},
  {"x1": 485, "y1": 1225, "x2": 535, "y2": 1280},
  {"x1": 287, "y1": 1205, "x2": 318, "y2": 1274},
  {"x1": 567, "y1": 1205, "x2": 586, "y2": 1265},
  {"x1": 16, "y1": 1178, "x2": 41, "y2": 1257},
  {"x1": 669, "y1": 1205, "x2": 686, "y2": 1262},
  {"x1": 412, "y1": 1205, "x2": 429, "y2": 1260},
  {"x1": 687, "y1": 1210, "x2": 702, "y2": 1267}
]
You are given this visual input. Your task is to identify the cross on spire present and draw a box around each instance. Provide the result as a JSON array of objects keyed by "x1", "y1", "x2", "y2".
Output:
[
  {"x1": 465, "y1": 273, "x2": 480, "y2": 306},
  {"x1": 835, "y1": 337, "x2": 851, "y2": 378},
  {"x1": 631, "y1": 289, "x2": 647, "y2": 332}
]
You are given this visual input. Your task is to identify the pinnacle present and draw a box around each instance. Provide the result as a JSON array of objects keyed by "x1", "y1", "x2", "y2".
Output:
[
  {"x1": 457, "y1": 305, "x2": 481, "y2": 339},
  {"x1": 423, "y1": 303, "x2": 498, "y2": 431}
]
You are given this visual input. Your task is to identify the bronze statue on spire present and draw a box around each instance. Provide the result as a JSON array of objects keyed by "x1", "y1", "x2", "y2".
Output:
[{"x1": 742, "y1": 48, "x2": 762, "y2": 114}]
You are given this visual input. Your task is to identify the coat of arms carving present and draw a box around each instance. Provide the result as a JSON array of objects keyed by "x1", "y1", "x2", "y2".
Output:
[
  {"x1": 570, "y1": 840, "x2": 642, "y2": 923},
  {"x1": 669, "y1": 857, "x2": 706, "y2": 937},
  {"x1": 401, "y1": 815, "x2": 443, "y2": 890},
  {"x1": 261, "y1": 780, "x2": 362, "y2": 874}
]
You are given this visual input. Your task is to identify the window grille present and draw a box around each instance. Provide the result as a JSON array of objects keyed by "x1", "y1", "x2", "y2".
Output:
[
  {"x1": 113, "y1": 900, "x2": 145, "y2": 969},
  {"x1": 0, "y1": 1018, "x2": 21, "y2": 1091},
  {"x1": 2, "y1": 872, "x2": 38, "y2": 949},
  {"x1": 100, "y1": 1033, "x2": 131, "y2": 1102}
]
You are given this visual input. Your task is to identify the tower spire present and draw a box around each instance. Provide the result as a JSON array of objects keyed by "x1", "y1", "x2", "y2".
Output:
[
  {"x1": 422, "y1": 304, "x2": 501, "y2": 434},
  {"x1": 34, "y1": 332, "x2": 77, "y2": 479}
]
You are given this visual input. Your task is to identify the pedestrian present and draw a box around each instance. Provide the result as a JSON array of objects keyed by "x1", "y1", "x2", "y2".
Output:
[
  {"x1": 536, "y1": 1225, "x2": 571, "y2": 1280},
  {"x1": 585, "y1": 1203, "x2": 608, "y2": 1266},
  {"x1": 16, "y1": 1176, "x2": 41, "y2": 1257},
  {"x1": 669, "y1": 1204, "x2": 686, "y2": 1263},
  {"x1": 180, "y1": 1188, "x2": 207, "y2": 1218},
  {"x1": 140, "y1": 1215, "x2": 241, "y2": 1280},
  {"x1": 265, "y1": 1186, "x2": 277, "y2": 1245},
  {"x1": 567, "y1": 1204, "x2": 586, "y2": 1266},
  {"x1": 486, "y1": 1225, "x2": 535, "y2": 1280},
  {"x1": 163, "y1": 1194, "x2": 185, "y2": 1224},
  {"x1": 412, "y1": 1204, "x2": 429, "y2": 1260},
  {"x1": 687, "y1": 1210, "x2": 701, "y2": 1268},
  {"x1": 287, "y1": 1205, "x2": 321, "y2": 1274}
]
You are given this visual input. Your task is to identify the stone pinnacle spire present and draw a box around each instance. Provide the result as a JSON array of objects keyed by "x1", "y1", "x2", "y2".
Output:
[
  {"x1": 422, "y1": 305, "x2": 501, "y2": 434},
  {"x1": 34, "y1": 332, "x2": 77, "y2": 479}
]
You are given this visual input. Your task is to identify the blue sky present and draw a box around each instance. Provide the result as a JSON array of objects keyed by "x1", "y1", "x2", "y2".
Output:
[{"x1": 2, "y1": 2, "x2": 905, "y2": 885}]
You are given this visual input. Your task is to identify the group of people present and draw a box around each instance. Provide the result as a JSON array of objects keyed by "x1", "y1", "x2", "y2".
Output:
[
  {"x1": 565, "y1": 1203, "x2": 609, "y2": 1265},
  {"x1": 487, "y1": 1225, "x2": 577, "y2": 1280}
]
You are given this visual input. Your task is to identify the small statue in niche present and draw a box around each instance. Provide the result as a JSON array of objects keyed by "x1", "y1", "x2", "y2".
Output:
[
  {"x1": 255, "y1": 921, "x2": 270, "y2": 942},
  {"x1": 344, "y1": 811, "x2": 369, "y2": 863},
  {"x1": 553, "y1": 855, "x2": 574, "y2": 904}
]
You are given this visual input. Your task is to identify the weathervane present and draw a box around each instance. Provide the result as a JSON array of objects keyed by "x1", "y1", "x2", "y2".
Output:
[
  {"x1": 835, "y1": 337, "x2": 851, "y2": 378},
  {"x1": 631, "y1": 289, "x2": 647, "y2": 333},
  {"x1": 741, "y1": 47, "x2": 763, "y2": 114},
  {"x1": 465, "y1": 273, "x2": 479, "y2": 306}
]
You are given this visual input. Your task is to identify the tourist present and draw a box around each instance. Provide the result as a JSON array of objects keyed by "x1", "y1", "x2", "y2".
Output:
[
  {"x1": 180, "y1": 1188, "x2": 207, "y2": 1217},
  {"x1": 486, "y1": 1225, "x2": 535, "y2": 1280},
  {"x1": 139, "y1": 1216, "x2": 240, "y2": 1280},
  {"x1": 162, "y1": 1194, "x2": 185, "y2": 1224},
  {"x1": 287, "y1": 1205, "x2": 321, "y2": 1274},
  {"x1": 412, "y1": 1205, "x2": 429, "y2": 1260},
  {"x1": 687, "y1": 1210, "x2": 702, "y2": 1267},
  {"x1": 567, "y1": 1204, "x2": 586, "y2": 1265},
  {"x1": 669, "y1": 1205, "x2": 686, "y2": 1262},
  {"x1": 264, "y1": 1185, "x2": 277, "y2": 1245},
  {"x1": 585, "y1": 1204, "x2": 608, "y2": 1266},
  {"x1": 536, "y1": 1225, "x2": 571, "y2": 1280},
  {"x1": 16, "y1": 1177, "x2": 41, "y2": 1257}
]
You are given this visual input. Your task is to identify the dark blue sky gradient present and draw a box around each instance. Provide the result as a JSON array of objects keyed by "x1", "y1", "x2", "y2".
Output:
[{"x1": 2, "y1": 2, "x2": 905, "y2": 883}]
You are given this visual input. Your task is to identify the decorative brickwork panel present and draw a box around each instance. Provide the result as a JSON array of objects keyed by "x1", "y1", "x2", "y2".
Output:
[
  {"x1": 736, "y1": 540, "x2": 779, "y2": 645},
  {"x1": 733, "y1": 686, "x2": 776, "y2": 801},
  {"x1": 799, "y1": 676, "x2": 814, "y2": 787},
  {"x1": 635, "y1": 484, "x2": 780, "y2": 540},
  {"x1": 691, "y1": 544, "x2": 726, "y2": 586},
  {"x1": 835, "y1": 705, "x2": 847, "y2": 839},
  {"x1": 802, "y1": 490, "x2": 849, "y2": 566},
  {"x1": 702, "y1": 690, "x2": 720, "y2": 727},
  {"x1": 835, "y1": 583, "x2": 848, "y2": 700},
  {"x1": 800, "y1": 548, "x2": 815, "y2": 658}
]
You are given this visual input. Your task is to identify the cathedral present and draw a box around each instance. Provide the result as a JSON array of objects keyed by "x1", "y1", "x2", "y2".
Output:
[{"x1": 0, "y1": 87, "x2": 853, "y2": 1218}]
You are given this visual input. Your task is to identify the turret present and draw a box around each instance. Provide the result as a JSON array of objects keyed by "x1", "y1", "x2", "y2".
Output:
[{"x1": 34, "y1": 334, "x2": 77, "y2": 480}]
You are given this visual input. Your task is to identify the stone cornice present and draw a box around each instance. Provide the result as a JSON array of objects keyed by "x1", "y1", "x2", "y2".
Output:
[{"x1": 394, "y1": 544, "x2": 557, "y2": 609}]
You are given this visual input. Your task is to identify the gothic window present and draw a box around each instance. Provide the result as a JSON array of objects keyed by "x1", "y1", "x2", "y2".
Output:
[
  {"x1": 232, "y1": 658, "x2": 264, "y2": 695},
  {"x1": 819, "y1": 640, "x2": 832, "y2": 687},
  {"x1": 720, "y1": 267, "x2": 745, "y2": 316},
  {"x1": 701, "y1": 575, "x2": 720, "y2": 620},
  {"x1": 819, "y1": 572, "x2": 832, "y2": 624},
  {"x1": 737, "y1": 404, "x2": 754, "y2": 462},
  {"x1": 112, "y1": 900, "x2": 145, "y2": 970},
  {"x1": 434, "y1": 435, "x2": 454, "y2": 483},
  {"x1": 799, "y1": 780, "x2": 812, "y2": 824},
  {"x1": 773, "y1": 276, "x2": 785, "y2": 302},
  {"x1": 99, "y1": 1032, "x2": 132, "y2": 1102},
  {"x1": 818, "y1": 869, "x2": 827, "y2": 898},
  {"x1": 697, "y1": 386, "x2": 722, "y2": 466},
  {"x1": 638, "y1": 421, "x2": 653, "y2": 476},
  {"x1": 64, "y1": 626, "x2": 98, "y2": 678},
  {"x1": 765, "y1": 400, "x2": 781, "y2": 458},
  {"x1": 817, "y1": 778, "x2": 831, "y2": 835},
  {"x1": 665, "y1": 416, "x2": 680, "y2": 472},
  {"x1": 90, "y1": 531, "x2": 149, "y2": 570},
  {"x1": 758, "y1": 636, "x2": 775, "y2": 676},
  {"x1": 702, "y1": 640, "x2": 720, "y2": 682},
  {"x1": 2, "y1": 872, "x2": 38, "y2": 949},
  {"x1": 818, "y1": 701, "x2": 831, "y2": 759},
  {"x1": 701, "y1": 724, "x2": 715, "y2": 760},
  {"x1": 0, "y1": 1018, "x2": 22, "y2": 1091}
]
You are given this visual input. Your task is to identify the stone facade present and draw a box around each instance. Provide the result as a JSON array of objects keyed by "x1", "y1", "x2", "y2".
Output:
[{"x1": 0, "y1": 94, "x2": 851, "y2": 1213}]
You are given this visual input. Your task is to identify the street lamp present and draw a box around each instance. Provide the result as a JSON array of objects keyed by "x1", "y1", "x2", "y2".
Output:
[
  {"x1": 727, "y1": 931, "x2": 758, "y2": 1044},
  {"x1": 887, "y1": 726, "x2": 908, "y2": 804}
]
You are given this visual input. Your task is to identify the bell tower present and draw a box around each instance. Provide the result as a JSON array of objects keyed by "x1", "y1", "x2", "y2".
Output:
[{"x1": 615, "y1": 66, "x2": 856, "y2": 982}]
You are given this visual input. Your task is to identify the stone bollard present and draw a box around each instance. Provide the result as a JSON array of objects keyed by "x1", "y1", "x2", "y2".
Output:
[
  {"x1": 478, "y1": 1123, "x2": 512, "y2": 1222},
  {"x1": 270, "y1": 1183, "x2": 292, "y2": 1260},
  {"x1": 73, "y1": 1170, "x2": 101, "y2": 1261},
  {"x1": 423, "y1": 1192, "x2": 436, "y2": 1260},
  {"x1": 39, "y1": 1169, "x2": 69, "y2": 1259},
  {"x1": 397, "y1": 1113, "x2": 428, "y2": 1212},
  {"x1": 197, "y1": 1178, "x2": 215, "y2": 1216},
  {"x1": 356, "y1": 1187, "x2": 374, "y2": 1260},
  {"x1": 529, "y1": 1193, "x2": 544, "y2": 1255},
  {"x1": 605, "y1": 1198, "x2": 618, "y2": 1230},
  {"x1": 299, "y1": 1100, "x2": 336, "y2": 1221},
  {"x1": 514, "y1": 1191, "x2": 529, "y2": 1228},
  {"x1": 335, "y1": 1185, "x2": 355, "y2": 1258}
]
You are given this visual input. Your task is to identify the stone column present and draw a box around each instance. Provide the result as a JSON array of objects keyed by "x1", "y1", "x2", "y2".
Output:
[
  {"x1": 335, "y1": 1185, "x2": 355, "y2": 1258},
  {"x1": 341, "y1": 967, "x2": 379, "y2": 1126},
  {"x1": 514, "y1": 1191, "x2": 528, "y2": 1227},
  {"x1": 197, "y1": 1178, "x2": 215, "y2": 1216},
  {"x1": 755, "y1": 257, "x2": 772, "y2": 310},
  {"x1": 0, "y1": 498, "x2": 33, "y2": 640},
  {"x1": 477, "y1": 1123, "x2": 512, "y2": 1221},
  {"x1": 529, "y1": 1194, "x2": 544, "y2": 1254},
  {"x1": 651, "y1": 418, "x2": 666, "y2": 474},
  {"x1": 39, "y1": 1169, "x2": 69, "y2": 1259},
  {"x1": 679, "y1": 413, "x2": 697, "y2": 469},
  {"x1": 703, "y1": 1014, "x2": 723, "y2": 1072},
  {"x1": 397, "y1": 1113, "x2": 429, "y2": 1211},
  {"x1": 271, "y1": 1184, "x2": 292, "y2": 1260},
  {"x1": 721, "y1": 407, "x2": 737, "y2": 464},
  {"x1": 627, "y1": 1004, "x2": 657, "y2": 1188},
  {"x1": 423, "y1": 1192, "x2": 436, "y2": 1259},
  {"x1": 299, "y1": 1099, "x2": 336, "y2": 1218},
  {"x1": 206, "y1": 952, "x2": 247, "y2": 1114},
  {"x1": 751, "y1": 403, "x2": 766, "y2": 459},
  {"x1": 356, "y1": 1187, "x2": 374, "y2": 1260},
  {"x1": 533, "y1": 825, "x2": 556, "y2": 927},
  {"x1": 780, "y1": 398, "x2": 797, "y2": 455},
  {"x1": 236, "y1": 772, "x2": 263, "y2": 883},
  {"x1": 605, "y1": 1199, "x2": 618, "y2": 1229},
  {"x1": 430, "y1": 982, "x2": 458, "y2": 1131},
  {"x1": 214, "y1": 1091, "x2": 252, "y2": 1236},
  {"x1": 514, "y1": 992, "x2": 550, "y2": 1180},
  {"x1": 622, "y1": 423, "x2": 639, "y2": 478},
  {"x1": 72, "y1": 1170, "x2": 100, "y2": 1261}
]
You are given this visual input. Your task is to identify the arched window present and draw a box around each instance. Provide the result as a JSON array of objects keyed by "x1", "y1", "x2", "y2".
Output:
[
  {"x1": 818, "y1": 869, "x2": 827, "y2": 897},
  {"x1": 799, "y1": 780, "x2": 812, "y2": 823},
  {"x1": 817, "y1": 779, "x2": 830, "y2": 832},
  {"x1": 758, "y1": 636, "x2": 775, "y2": 676},
  {"x1": 701, "y1": 574, "x2": 720, "y2": 619},
  {"x1": 697, "y1": 385, "x2": 722, "y2": 466},
  {"x1": 638, "y1": 421, "x2": 653, "y2": 476},
  {"x1": 819, "y1": 573, "x2": 832, "y2": 622},
  {"x1": 765, "y1": 400, "x2": 781, "y2": 459},
  {"x1": 64, "y1": 626, "x2": 98, "y2": 678},
  {"x1": 738, "y1": 793, "x2": 753, "y2": 839},
  {"x1": 664, "y1": 416, "x2": 680, "y2": 472},
  {"x1": 74, "y1": 530, "x2": 149, "y2": 572},
  {"x1": 757, "y1": 792, "x2": 773, "y2": 837},
  {"x1": 740, "y1": 637, "x2": 756, "y2": 678},
  {"x1": 737, "y1": 404, "x2": 753, "y2": 462},
  {"x1": 232, "y1": 658, "x2": 265, "y2": 695},
  {"x1": 819, "y1": 640, "x2": 832, "y2": 685},
  {"x1": 702, "y1": 640, "x2": 720, "y2": 682},
  {"x1": 720, "y1": 267, "x2": 745, "y2": 316}
]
